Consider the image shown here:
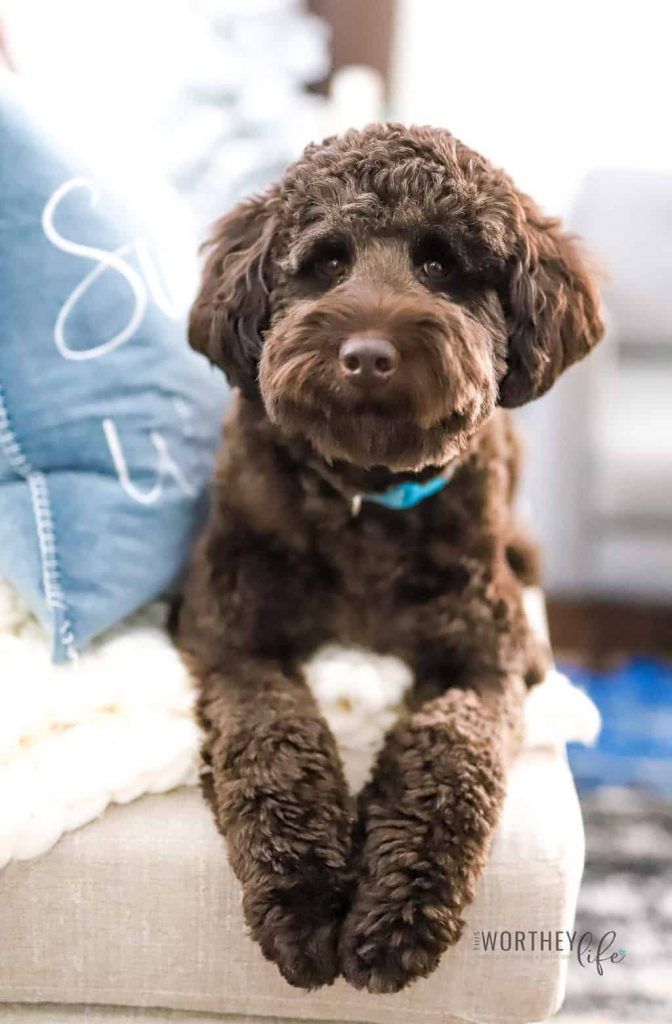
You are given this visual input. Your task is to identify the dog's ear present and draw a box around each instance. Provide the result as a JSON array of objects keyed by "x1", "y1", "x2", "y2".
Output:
[
  {"x1": 189, "y1": 189, "x2": 279, "y2": 394},
  {"x1": 498, "y1": 195, "x2": 604, "y2": 407}
]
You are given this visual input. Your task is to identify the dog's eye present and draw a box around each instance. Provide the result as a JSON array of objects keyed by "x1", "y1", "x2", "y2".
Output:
[
  {"x1": 300, "y1": 239, "x2": 351, "y2": 285},
  {"x1": 414, "y1": 233, "x2": 456, "y2": 289},
  {"x1": 422, "y1": 258, "x2": 450, "y2": 281},
  {"x1": 315, "y1": 254, "x2": 347, "y2": 280}
]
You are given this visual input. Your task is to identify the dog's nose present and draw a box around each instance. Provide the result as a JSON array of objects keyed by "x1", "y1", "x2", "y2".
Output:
[{"x1": 338, "y1": 336, "x2": 399, "y2": 384}]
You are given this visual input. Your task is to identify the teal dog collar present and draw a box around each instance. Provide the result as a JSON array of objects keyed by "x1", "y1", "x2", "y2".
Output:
[{"x1": 351, "y1": 464, "x2": 456, "y2": 516}]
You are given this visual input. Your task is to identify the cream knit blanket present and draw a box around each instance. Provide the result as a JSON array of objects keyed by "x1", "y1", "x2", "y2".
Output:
[{"x1": 0, "y1": 581, "x2": 599, "y2": 869}]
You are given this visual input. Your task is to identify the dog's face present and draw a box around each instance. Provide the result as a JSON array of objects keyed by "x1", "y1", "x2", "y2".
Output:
[{"x1": 190, "y1": 124, "x2": 603, "y2": 471}]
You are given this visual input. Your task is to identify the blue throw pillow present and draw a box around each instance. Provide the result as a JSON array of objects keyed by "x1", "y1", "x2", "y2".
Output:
[{"x1": 0, "y1": 72, "x2": 229, "y2": 662}]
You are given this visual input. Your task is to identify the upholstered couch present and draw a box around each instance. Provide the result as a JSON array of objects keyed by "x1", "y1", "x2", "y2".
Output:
[{"x1": 0, "y1": 726, "x2": 586, "y2": 1024}]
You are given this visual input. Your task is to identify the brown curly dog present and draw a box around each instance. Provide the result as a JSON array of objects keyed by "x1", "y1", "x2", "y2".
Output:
[{"x1": 177, "y1": 123, "x2": 603, "y2": 994}]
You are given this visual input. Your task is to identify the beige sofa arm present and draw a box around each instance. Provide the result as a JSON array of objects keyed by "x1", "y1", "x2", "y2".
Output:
[{"x1": 0, "y1": 737, "x2": 584, "y2": 1024}]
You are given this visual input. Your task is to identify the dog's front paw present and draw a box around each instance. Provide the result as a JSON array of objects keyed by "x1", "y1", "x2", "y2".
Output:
[
  {"x1": 339, "y1": 878, "x2": 463, "y2": 993},
  {"x1": 245, "y1": 873, "x2": 350, "y2": 989}
]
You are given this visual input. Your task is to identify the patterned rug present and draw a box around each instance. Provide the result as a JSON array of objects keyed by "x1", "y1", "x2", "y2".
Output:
[{"x1": 559, "y1": 788, "x2": 672, "y2": 1023}]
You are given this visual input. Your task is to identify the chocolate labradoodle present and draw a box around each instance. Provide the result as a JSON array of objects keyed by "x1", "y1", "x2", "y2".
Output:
[{"x1": 177, "y1": 123, "x2": 603, "y2": 993}]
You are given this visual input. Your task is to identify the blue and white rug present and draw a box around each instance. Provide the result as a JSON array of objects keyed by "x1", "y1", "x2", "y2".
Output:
[{"x1": 561, "y1": 658, "x2": 672, "y2": 1022}]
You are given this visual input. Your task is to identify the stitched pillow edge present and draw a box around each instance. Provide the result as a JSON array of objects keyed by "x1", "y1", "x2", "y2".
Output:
[{"x1": 0, "y1": 383, "x2": 77, "y2": 663}]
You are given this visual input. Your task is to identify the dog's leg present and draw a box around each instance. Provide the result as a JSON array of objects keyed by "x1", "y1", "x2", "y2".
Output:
[
  {"x1": 197, "y1": 660, "x2": 354, "y2": 989},
  {"x1": 339, "y1": 672, "x2": 525, "y2": 993}
]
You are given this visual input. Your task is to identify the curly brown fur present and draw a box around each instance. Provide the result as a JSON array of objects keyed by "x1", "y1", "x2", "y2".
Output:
[{"x1": 178, "y1": 123, "x2": 603, "y2": 993}]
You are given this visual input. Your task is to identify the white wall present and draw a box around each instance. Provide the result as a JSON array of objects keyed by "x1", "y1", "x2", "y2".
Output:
[{"x1": 392, "y1": 0, "x2": 672, "y2": 216}]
